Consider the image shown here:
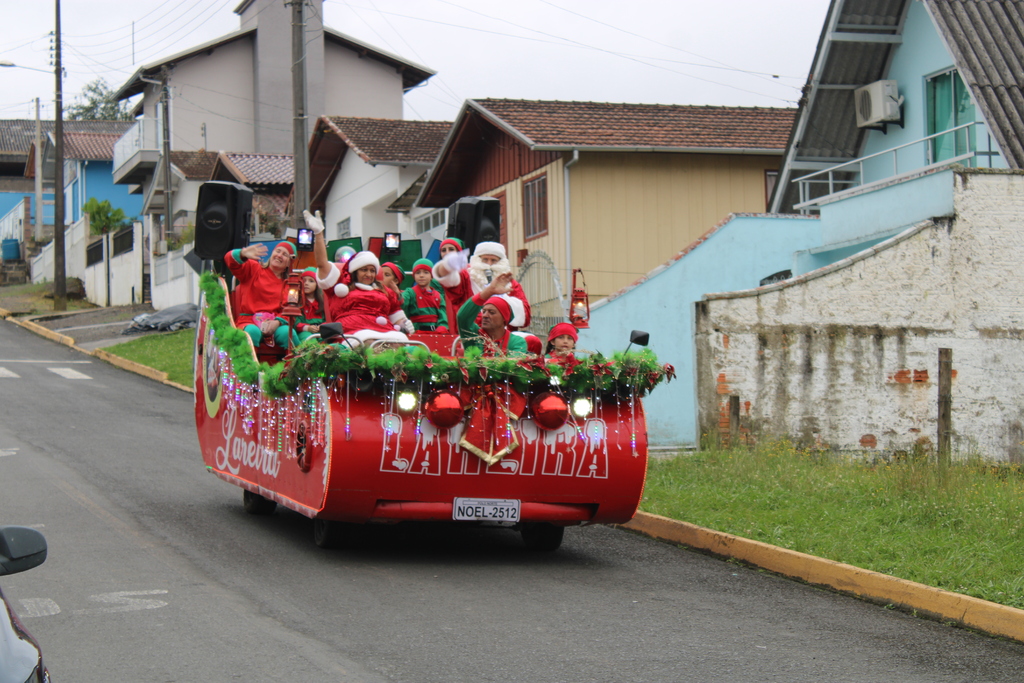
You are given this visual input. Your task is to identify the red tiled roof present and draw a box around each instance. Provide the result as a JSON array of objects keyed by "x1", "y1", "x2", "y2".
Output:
[
  {"x1": 62, "y1": 132, "x2": 120, "y2": 160},
  {"x1": 323, "y1": 117, "x2": 451, "y2": 164},
  {"x1": 169, "y1": 150, "x2": 218, "y2": 180},
  {"x1": 0, "y1": 119, "x2": 132, "y2": 157},
  {"x1": 220, "y1": 152, "x2": 294, "y2": 185},
  {"x1": 470, "y1": 99, "x2": 796, "y2": 151}
]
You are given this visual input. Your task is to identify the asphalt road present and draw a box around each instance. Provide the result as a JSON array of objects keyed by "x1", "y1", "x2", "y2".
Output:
[{"x1": 2, "y1": 319, "x2": 1024, "y2": 682}]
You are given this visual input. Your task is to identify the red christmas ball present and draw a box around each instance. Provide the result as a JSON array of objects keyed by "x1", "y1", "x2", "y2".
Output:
[
  {"x1": 531, "y1": 392, "x2": 568, "y2": 430},
  {"x1": 423, "y1": 391, "x2": 464, "y2": 429}
]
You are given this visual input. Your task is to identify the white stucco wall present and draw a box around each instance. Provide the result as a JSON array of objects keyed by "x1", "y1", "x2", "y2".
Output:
[
  {"x1": 696, "y1": 169, "x2": 1024, "y2": 462},
  {"x1": 322, "y1": 150, "x2": 400, "y2": 241}
]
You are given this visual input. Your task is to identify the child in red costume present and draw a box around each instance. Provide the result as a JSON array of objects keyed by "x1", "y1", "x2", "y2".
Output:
[{"x1": 401, "y1": 259, "x2": 448, "y2": 332}]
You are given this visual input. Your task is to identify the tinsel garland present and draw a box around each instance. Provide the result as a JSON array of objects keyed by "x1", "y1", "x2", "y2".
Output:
[{"x1": 199, "y1": 271, "x2": 675, "y2": 399}]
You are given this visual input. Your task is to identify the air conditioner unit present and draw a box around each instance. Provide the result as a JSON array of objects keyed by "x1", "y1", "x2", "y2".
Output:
[{"x1": 854, "y1": 80, "x2": 902, "y2": 127}]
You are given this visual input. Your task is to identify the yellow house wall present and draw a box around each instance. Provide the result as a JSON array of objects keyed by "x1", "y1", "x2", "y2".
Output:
[
  {"x1": 572, "y1": 152, "x2": 777, "y2": 299},
  {"x1": 493, "y1": 152, "x2": 778, "y2": 302},
  {"x1": 487, "y1": 157, "x2": 566, "y2": 280}
]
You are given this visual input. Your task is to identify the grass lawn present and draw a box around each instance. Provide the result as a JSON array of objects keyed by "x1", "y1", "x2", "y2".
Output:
[
  {"x1": 0, "y1": 282, "x2": 97, "y2": 315},
  {"x1": 102, "y1": 329, "x2": 196, "y2": 387},
  {"x1": 642, "y1": 443, "x2": 1024, "y2": 609}
]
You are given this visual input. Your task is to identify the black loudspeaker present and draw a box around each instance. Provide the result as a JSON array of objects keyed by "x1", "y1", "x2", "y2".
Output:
[
  {"x1": 194, "y1": 181, "x2": 253, "y2": 260},
  {"x1": 446, "y1": 196, "x2": 501, "y2": 255}
]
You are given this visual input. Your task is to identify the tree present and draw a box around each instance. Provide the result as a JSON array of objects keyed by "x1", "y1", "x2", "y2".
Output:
[
  {"x1": 65, "y1": 79, "x2": 133, "y2": 121},
  {"x1": 83, "y1": 197, "x2": 132, "y2": 235}
]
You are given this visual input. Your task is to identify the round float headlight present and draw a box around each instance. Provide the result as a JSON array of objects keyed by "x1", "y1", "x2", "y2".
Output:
[
  {"x1": 397, "y1": 391, "x2": 419, "y2": 413},
  {"x1": 571, "y1": 397, "x2": 593, "y2": 418}
]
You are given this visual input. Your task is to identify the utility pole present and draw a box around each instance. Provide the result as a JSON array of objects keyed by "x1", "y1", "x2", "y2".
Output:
[
  {"x1": 34, "y1": 98, "x2": 42, "y2": 241},
  {"x1": 160, "y1": 67, "x2": 173, "y2": 248},
  {"x1": 291, "y1": 0, "x2": 310, "y2": 231},
  {"x1": 53, "y1": 0, "x2": 66, "y2": 311},
  {"x1": 937, "y1": 347, "x2": 952, "y2": 470}
]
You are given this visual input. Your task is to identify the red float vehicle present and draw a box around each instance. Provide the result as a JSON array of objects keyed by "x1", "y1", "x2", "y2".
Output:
[{"x1": 193, "y1": 270, "x2": 672, "y2": 551}]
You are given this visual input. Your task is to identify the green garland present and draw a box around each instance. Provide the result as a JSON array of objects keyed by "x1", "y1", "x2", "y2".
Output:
[{"x1": 199, "y1": 271, "x2": 674, "y2": 399}]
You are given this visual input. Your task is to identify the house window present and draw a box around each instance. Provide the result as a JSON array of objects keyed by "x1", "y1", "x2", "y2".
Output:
[
  {"x1": 764, "y1": 170, "x2": 778, "y2": 210},
  {"x1": 523, "y1": 174, "x2": 547, "y2": 240},
  {"x1": 336, "y1": 218, "x2": 351, "y2": 239},
  {"x1": 926, "y1": 69, "x2": 975, "y2": 163},
  {"x1": 415, "y1": 209, "x2": 446, "y2": 235}
]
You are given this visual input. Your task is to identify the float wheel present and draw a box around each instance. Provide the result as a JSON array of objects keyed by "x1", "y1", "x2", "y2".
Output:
[
  {"x1": 520, "y1": 523, "x2": 565, "y2": 551},
  {"x1": 242, "y1": 490, "x2": 277, "y2": 515},
  {"x1": 313, "y1": 519, "x2": 362, "y2": 549}
]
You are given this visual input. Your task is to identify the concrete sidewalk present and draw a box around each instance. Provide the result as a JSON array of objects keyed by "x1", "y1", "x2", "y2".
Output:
[{"x1": 4, "y1": 303, "x2": 1023, "y2": 645}]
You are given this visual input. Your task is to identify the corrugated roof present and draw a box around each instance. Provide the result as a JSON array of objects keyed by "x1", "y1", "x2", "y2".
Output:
[
  {"x1": 219, "y1": 152, "x2": 294, "y2": 185},
  {"x1": 169, "y1": 150, "x2": 218, "y2": 181},
  {"x1": 322, "y1": 117, "x2": 451, "y2": 165},
  {"x1": 0, "y1": 119, "x2": 132, "y2": 157},
  {"x1": 926, "y1": 0, "x2": 1024, "y2": 168},
  {"x1": 772, "y1": 0, "x2": 1024, "y2": 212},
  {"x1": 470, "y1": 99, "x2": 796, "y2": 151}
]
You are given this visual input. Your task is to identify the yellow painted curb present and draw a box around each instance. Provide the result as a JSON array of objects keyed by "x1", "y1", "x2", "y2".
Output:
[
  {"x1": 0, "y1": 307, "x2": 12, "y2": 318},
  {"x1": 9, "y1": 317, "x2": 78, "y2": 348},
  {"x1": 622, "y1": 511, "x2": 1024, "y2": 644},
  {"x1": 91, "y1": 348, "x2": 169, "y2": 383}
]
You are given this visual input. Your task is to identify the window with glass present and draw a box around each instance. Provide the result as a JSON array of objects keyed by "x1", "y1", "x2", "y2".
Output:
[
  {"x1": 523, "y1": 174, "x2": 547, "y2": 240},
  {"x1": 926, "y1": 69, "x2": 976, "y2": 164},
  {"x1": 415, "y1": 209, "x2": 446, "y2": 235},
  {"x1": 336, "y1": 218, "x2": 351, "y2": 239}
]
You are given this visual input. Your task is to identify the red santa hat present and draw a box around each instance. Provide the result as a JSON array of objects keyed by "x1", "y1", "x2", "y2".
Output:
[
  {"x1": 378, "y1": 262, "x2": 404, "y2": 284},
  {"x1": 547, "y1": 322, "x2": 579, "y2": 343},
  {"x1": 439, "y1": 238, "x2": 464, "y2": 253},
  {"x1": 513, "y1": 332, "x2": 543, "y2": 354},
  {"x1": 347, "y1": 251, "x2": 380, "y2": 274},
  {"x1": 495, "y1": 294, "x2": 525, "y2": 327},
  {"x1": 276, "y1": 241, "x2": 297, "y2": 257},
  {"x1": 484, "y1": 296, "x2": 512, "y2": 324}
]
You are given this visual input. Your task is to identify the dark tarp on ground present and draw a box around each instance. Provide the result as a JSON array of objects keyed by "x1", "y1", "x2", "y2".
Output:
[{"x1": 122, "y1": 303, "x2": 199, "y2": 335}]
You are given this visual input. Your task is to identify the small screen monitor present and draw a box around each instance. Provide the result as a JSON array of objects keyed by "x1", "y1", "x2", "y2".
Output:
[{"x1": 383, "y1": 232, "x2": 401, "y2": 254}]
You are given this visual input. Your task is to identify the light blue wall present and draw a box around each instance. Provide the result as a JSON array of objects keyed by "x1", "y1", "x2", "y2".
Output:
[
  {"x1": 859, "y1": 1, "x2": 1006, "y2": 182},
  {"x1": 67, "y1": 160, "x2": 143, "y2": 225},
  {"x1": 577, "y1": 215, "x2": 822, "y2": 449},
  {"x1": 808, "y1": 168, "x2": 955, "y2": 265}
]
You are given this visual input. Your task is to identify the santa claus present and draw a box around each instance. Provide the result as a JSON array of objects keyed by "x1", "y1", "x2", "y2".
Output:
[{"x1": 432, "y1": 241, "x2": 531, "y2": 333}]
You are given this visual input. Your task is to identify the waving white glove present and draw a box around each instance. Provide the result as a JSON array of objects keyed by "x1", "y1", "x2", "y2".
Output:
[
  {"x1": 401, "y1": 317, "x2": 415, "y2": 335},
  {"x1": 442, "y1": 248, "x2": 469, "y2": 273},
  {"x1": 302, "y1": 209, "x2": 325, "y2": 235}
]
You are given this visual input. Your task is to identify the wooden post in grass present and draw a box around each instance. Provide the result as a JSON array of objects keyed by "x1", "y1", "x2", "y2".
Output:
[
  {"x1": 729, "y1": 395, "x2": 740, "y2": 447},
  {"x1": 938, "y1": 348, "x2": 952, "y2": 469}
]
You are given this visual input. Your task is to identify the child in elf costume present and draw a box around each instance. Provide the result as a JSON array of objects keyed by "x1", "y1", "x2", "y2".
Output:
[
  {"x1": 401, "y1": 258, "x2": 449, "y2": 333},
  {"x1": 296, "y1": 267, "x2": 326, "y2": 342}
]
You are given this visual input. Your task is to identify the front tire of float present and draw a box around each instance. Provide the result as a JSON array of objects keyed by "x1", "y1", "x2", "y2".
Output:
[
  {"x1": 520, "y1": 522, "x2": 565, "y2": 551},
  {"x1": 242, "y1": 490, "x2": 277, "y2": 515}
]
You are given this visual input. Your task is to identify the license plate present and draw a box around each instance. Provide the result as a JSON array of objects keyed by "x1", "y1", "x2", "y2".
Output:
[{"x1": 453, "y1": 497, "x2": 520, "y2": 522}]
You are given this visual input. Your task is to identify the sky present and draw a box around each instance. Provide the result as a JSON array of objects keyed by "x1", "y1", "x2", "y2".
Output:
[{"x1": 0, "y1": 0, "x2": 830, "y2": 123}]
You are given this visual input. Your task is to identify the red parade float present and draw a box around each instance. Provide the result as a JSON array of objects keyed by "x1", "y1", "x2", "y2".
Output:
[{"x1": 193, "y1": 199, "x2": 672, "y2": 551}]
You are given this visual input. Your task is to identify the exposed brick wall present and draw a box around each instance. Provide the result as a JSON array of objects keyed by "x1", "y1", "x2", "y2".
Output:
[{"x1": 696, "y1": 170, "x2": 1024, "y2": 462}]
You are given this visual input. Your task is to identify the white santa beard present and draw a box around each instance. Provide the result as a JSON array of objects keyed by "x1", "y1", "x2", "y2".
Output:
[{"x1": 468, "y1": 257, "x2": 512, "y2": 292}]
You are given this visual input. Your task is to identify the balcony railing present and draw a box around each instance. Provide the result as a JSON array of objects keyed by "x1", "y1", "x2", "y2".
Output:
[
  {"x1": 793, "y1": 122, "x2": 1000, "y2": 211},
  {"x1": 113, "y1": 117, "x2": 163, "y2": 171}
]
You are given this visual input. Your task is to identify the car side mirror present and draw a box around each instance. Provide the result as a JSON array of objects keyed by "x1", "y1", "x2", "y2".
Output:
[
  {"x1": 319, "y1": 322, "x2": 345, "y2": 343},
  {"x1": 0, "y1": 526, "x2": 47, "y2": 576}
]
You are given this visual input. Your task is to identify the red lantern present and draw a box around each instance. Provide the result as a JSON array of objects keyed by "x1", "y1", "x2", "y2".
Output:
[
  {"x1": 569, "y1": 268, "x2": 590, "y2": 329},
  {"x1": 423, "y1": 391, "x2": 464, "y2": 429},
  {"x1": 531, "y1": 392, "x2": 568, "y2": 430},
  {"x1": 281, "y1": 271, "x2": 304, "y2": 318}
]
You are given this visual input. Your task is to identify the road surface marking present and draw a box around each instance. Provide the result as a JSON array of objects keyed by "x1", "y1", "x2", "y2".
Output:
[
  {"x1": 48, "y1": 367, "x2": 92, "y2": 380},
  {"x1": 0, "y1": 368, "x2": 20, "y2": 378},
  {"x1": 72, "y1": 590, "x2": 169, "y2": 615},
  {"x1": 19, "y1": 598, "x2": 61, "y2": 618},
  {"x1": 0, "y1": 359, "x2": 91, "y2": 363},
  {"x1": 0, "y1": 448, "x2": 18, "y2": 457}
]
